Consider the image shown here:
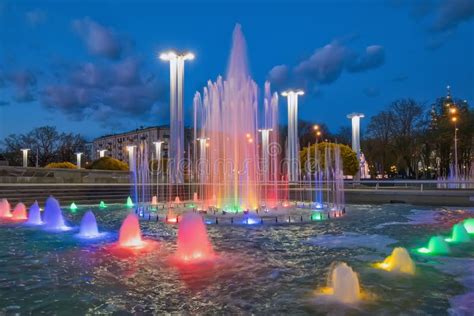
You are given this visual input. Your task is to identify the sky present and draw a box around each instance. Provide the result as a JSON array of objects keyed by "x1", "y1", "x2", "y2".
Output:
[{"x1": 0, "y1": 0, "x2": 473, "y2": 141}]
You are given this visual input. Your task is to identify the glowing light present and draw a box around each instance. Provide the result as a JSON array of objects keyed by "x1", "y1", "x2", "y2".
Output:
[
  {"x1": 416, "y1": 236, "x2": 450, "y2": 255},
  {"x1": 446, "y1": 223, "x2": 470, "y2": 243},
  {"x1": 451, "y1": 116, "x2": 458, "y2": 122},
  {"x1": 416, "y1": 247, "x2": 430, "y2": 254},
  {"x1": 463, "y1": 218, "x2": 474, "y2": 234},
  {"x1": 70, "y1": 202, "x2": 78, "y2": 211},
  {"x1": 311, "y1": 212, "x2": 323, "y2": 221},
  {"x1": 374, "y1": 247, "x2": 415, "y2": 275},
  {"x1": 126, "y1": 196, "x2": 134, "y2": 208},
  {"x1": 316, "y1": 262, "x2": 361, "y2": 304},
  {"x1": 175, "y1": 213, "x2": 215, "y2": 263},
  {"x1": 99, "y1": 201, "x2": 107, "y2": 209},
  {"x1": 0, "y1": 198, "x2": 12, "y2": 218},
  {"x1": 11, "y1": 203, "x2": 27, "y2": 220},
  {"x1": 118, "y1": 214, "x2": 144, "y2": 248}
]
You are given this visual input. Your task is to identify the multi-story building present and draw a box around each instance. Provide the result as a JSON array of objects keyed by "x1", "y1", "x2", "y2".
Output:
[{"x1": 93, "y1": 126, "x2": 171, "y2": 163}]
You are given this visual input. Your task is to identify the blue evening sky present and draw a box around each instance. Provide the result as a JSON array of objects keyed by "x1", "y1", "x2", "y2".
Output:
[{"x1": 1, "y1": 0, "x2": 473, "y2": 141}]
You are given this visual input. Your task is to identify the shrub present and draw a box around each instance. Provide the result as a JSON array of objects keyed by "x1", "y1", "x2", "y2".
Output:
[
  {"x1": 88, "y1": 157, "x2": 129, "y2": 171},
  {"x1": 300, "y1": 142, "x2": 358, "y2": 176},
  {"x1": 45, "y1": 162, "x2": 77, "y2": 169}
]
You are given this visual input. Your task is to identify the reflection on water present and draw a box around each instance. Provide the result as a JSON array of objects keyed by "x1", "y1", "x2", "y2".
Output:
[{"x1": 0, "y1": 204, "x2": 472, "y2": 314}]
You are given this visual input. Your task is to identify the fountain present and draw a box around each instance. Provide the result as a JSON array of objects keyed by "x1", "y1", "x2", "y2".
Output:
[
  {"x1": 26, "y1": 201, "x2": 43, "y2": 225},
  {"x1": 11, "y1": 203, "x2": 27, "y2": 220},
  {"x1": 175, "y1": 213, "x2": 215, "y2": 263},
  {"x1": 126, "y1": 196, "x2": 134, "y2": 208},
  {"x1": 99, "y1": 201, "x2": 107, "y2": 209},
  {"x1": 43, "y1": 197, "x2": 70, "y2": 231},
  {"x1": 193, "y1": 24, "x2": 279, "y2": 210},
  {"x1": 445, "y1": 223, "x2": 471, "y2": 243},
  {"x1": 166, "y1": 209, "x2": 178, "y2": 223},
  {"x1": 0, "y1": 198, "x2": 12, "y2": 218},
  {"x1": 78, "y1": 210, "x2": 101, "y2": 238},
  {"x1": 318, "y1": 262, "x2": 361, "y2": 304},
  {"x1": 374, "y1": 247, "x2": 415, "y2": 275},
  {"x1": 118, "y1": 214, "x2": 144, "y2": 248},
  {"x1": 151, "y1": 196, "x2": 158, "y2": 205},
  {"x1": 463, "y1": 218, "x2": 474, "y2": 234},
  {"x1": 70, "y1": 202, "x2": 78, "y2": 211},
  {"x1": 174, "y1": 196, "x2": 181, "y2": 204},
  {"x1": 417, "y1": 236, "x2": 450, "y2": 255}
]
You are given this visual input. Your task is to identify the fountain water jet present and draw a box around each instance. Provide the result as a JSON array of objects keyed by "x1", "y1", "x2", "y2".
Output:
[
  {"x1": 12, "y1": 203, "x2": 27, "y2": 220},
  {"x1": 0, "y1": 198, "x2": 12, "y2": 218},
  {"x1": 26, "y1": 201, "x2": 43, "y2": 225},
  {"x1": 417, "y1": 236, "x2": 450, "y2": 255},
  {"x1": 446, "y1": 223, "x2": 470, "y2": 243},
  {"x1": 318, "y1": 262, "x2": 361, "y2": 304},
  {"x1": 175, "y1": 213, "x2": 215, "y2": 263},
  {"x1": 43, "y1": 197, "x2": 70, "y2": 231},
  {"x1": 78, "y1": 210, "x2": 101, "y2": 238},
  {"x1": 99, "y1": 201, "x2": 107, "y2": 209},
  {"x1": 463, "y1": 218, "x2": 474, "y2": 234},
  {"x1": 118, "y1": 214, "x2": 144, "y2": 248},
  {"x1": 374, "y1": 247, "x2": 415, "y2": 275}
]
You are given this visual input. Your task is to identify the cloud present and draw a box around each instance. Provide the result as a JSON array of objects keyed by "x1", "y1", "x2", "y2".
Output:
[
  {"x1": 72, "y1": 17, "x2": 123, "y2": 59},
  {"x1": 25, "y1": 9, "x2": 47, "y2": 27},
  {"x1": 267, "y1": 40, "x2": 385, "y2": 90},
  {"x1": 431, "y1": 0, "x2": 474, "y2": 32},
  {"x1": 41, "y1": 57, "x2": 167, "y2": 123},
  {"x1": 3, "y1": 69, "x2": 37, "y2": 103},
  {"x1": 0, "y1": 100, "x2": 10, "y2": 106},
  {"x1": 346, "y1": 45, "x2": 385, "y2": 73},
  {"x1": 295, "y1": 42, "x2": 348, "y2": 84},
  {"x1": 363, "y1": 87, "x2": 380, "y2": 97},
  {"x1": 267, "y1": 64, "x2": 289, "y2": 87}
]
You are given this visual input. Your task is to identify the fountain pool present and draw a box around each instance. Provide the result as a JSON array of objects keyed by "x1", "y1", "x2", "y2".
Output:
[{"x1": 0, "y1": 203, "x2": 472, "y2": 314}]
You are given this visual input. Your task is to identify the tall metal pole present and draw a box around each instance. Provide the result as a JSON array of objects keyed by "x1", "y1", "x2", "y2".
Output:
[
  {"x1": 160, "y1": 51, "x2": 194, "y2": 185},
  {"x1": 347, "y1": 113, "x2": 365, "y2": 180},
  {"x1": 281, "y1": 90, "x2": 304, "y2": 183}
]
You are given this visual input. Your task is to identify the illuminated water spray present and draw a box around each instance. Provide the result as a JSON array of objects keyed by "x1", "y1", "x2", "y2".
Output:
[
  {"x1": 127, "y1": 146, "x2": 138, "y2": 206},
  {"x1": 282, "y1": 90, "x2": 304, "y2": 182},
  {"x1": 160, "y1": 51, "x2": 194, "y2": 184},
  {"x1": 193, "y1": 24, "x2": 276, "y2": 210}
]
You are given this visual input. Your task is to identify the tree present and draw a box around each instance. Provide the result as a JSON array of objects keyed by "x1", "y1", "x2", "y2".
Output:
[
  {"x1": 300, "y1": 142, "x2": 358, "y2": 176},
  {"x1": 1, "y1": 126, "x2": 87, "y2": 167}
]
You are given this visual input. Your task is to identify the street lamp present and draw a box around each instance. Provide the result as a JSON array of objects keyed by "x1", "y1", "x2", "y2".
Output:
[
  {"x1": 75, "y1": 152, "x2": 83, "y2": 169},
  {"x1": 282, "y1": 89, "x2": 304, "y2": 182},
  {"x1": 159, "y1": 50, "x2": 194, "y2": 184},
  {"x1": 97, "y1": 149, "x2": 107, "y2": 158},
  {"x1": 20, "y1": 149, "x2": 30, "y2": 168}
]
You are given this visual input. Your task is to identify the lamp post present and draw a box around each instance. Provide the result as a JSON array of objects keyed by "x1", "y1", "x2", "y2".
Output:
[
  {"x1": 451, "y1": 115, "x2": 459, "y2": 179},
  {"x1": 160, "y1": 51, "x2": 194, "y2": 184},
  {"x1": 97, "y1": 149, "x2": 107, "y2": 158},
  {"x1": 282, "y1": 90, "x2": 304, "y2": 182},
  {"x1": 75, "y1": 152, "x2": 83, "y2": 169},
  {"x1": 347, "y1": 113, "x2": 365, "y2": 180},
  {"x1": 20, "y1": 149, "x2": 30, "y2": 168}
]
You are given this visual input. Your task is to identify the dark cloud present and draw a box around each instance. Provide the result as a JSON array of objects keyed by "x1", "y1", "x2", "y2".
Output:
[
  {"x1": 268, "y1": 41, "x2": 385, "y2": 90},
  {"x1": 431, "y1": 0, "x2": 474, "y2": 32},
  {"x1": 41, "y1": 57, "x2": 167, "y2": 123},
  {"x1": 295, "y1": 42, "x2": 348, "y2": 84},
  {"x1": 346, "y1": 45, "x2": 385, "y2": 73},
  {"x1": 72, "y1": 17, "x2": 123, "y2": 60},
  {"x1": 3, "y1": 69, "x2": 37, "y2": 103},
  {"x1": 363, "y1": 87, "x2": 380, "y2": 97},
  {"x1": 25, "y1": 9, "x2": 47, "y2": 27}
]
